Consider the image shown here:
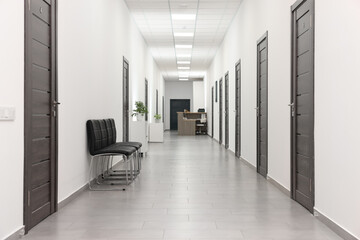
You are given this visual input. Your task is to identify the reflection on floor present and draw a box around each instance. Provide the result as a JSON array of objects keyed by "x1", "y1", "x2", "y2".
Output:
[{"x1": 23, "y1": 131, "x2": 342, "y2": 240}]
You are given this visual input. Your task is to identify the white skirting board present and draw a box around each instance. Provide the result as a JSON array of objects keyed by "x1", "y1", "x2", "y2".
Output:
[
  {"x1": 211, "y1": 135, "x2": 358, "y2": 240},
  {"x1": 267, "y1": 175, "x2": 291, "y2": 197},
  {"x1": 4, "y1": 226, "x2": 24, "y2": 240},
  {"x1": 314, "y1": 208, "x2": 359, "y2": 240}
]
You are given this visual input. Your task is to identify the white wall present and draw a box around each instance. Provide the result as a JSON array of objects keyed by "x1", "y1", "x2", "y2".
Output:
[
  {"x1": 193, "y1": 81, "x2": 205, "y2": 112},
  {"x1": 0, "y1": 0, "x2": 162, "y2": 238},
  {"x1": 207, "y1": 0, "x2": 292, "y2": 187},
  {"x1": 0, "y1": 1, "x2": 24, "y2": 238},
  {"x1": 206, "y1": 0, "x2": 360, "y2": 238},
  {"x1": 58, "y1": 0, "x2": 163, "y2": 201},
  {"x1": 147, "y1": 54, "x2": 165, "y2": 123},
  {"x1": 164, "y1": 81, "x2": 193, "y2": 130},
  {"x1": 314, "y1": 0, "x2": 360, "y2": 238}
]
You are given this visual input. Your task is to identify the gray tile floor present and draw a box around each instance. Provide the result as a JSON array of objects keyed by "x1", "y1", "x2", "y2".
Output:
[{"x1": 23, "y1": 132, "x2": 343, "y2": 240}]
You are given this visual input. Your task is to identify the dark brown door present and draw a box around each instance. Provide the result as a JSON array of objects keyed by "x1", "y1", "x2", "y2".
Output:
[
  {"x1": 123, "y1": 57, "x2": 129, "y2": 141},
  {"x1": 256, "y1": 32, "x2": 268, "y2": 178},
  {"x1": 215, "y1": 81, "x2": 218, "y2": 102},
  {"x1": 235, "y1": 60, "x2": 241, "y2": 158},
  {"x1": 156, "y1": 89, "x2": 159, "y2": 115},
  {"x1": 162, "y1": 96, "x2": 165, "y2": 123},
  {"x1": 170, "y1": 99, "x2": 190, "y2": 130},
  {"x1": 211, "y1": 86, "x2": 214, "y2": 138},
  {"x1": 291, "y1": 0, "x2": 315, "y2": 213},
  {"x1": 145, "y1": 79, "x2": 148, "y2": 121},
  {"x1": 225, "y1": 73, "x2": 229, "y2": 149},
  {"x1": 24, "y1": 0, "x2": 58, "y2": 232},
  {"x1": 219, "y1": 78, "x2": 223, "y2": 144}
]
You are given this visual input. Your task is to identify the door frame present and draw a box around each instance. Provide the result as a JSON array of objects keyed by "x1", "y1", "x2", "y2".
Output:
[
  {"x1": 123, "y1": 57, "x2": 129, "y2": 141},
  {"x1": 156, "y1": 89, "x2": 159, "y2": 115},
  {"x1": 215, "y1": 81, "x2": 218, "y2": 102},
  {"x1": 24, "y1": 0, "x2": 58, "y2": 233},
  {"x1": 211, "y1": 86, "x2": 214, "y2": 138},
  {"x1": 218, "y1": 78, "x2": 223, "y2": 144},
  {"x1": 162, "y1": 96, "x2": 165, "y2": 124},
  {"x1": 145, "y1": 79, "x2": 148, "y2": 121},
  {"x1": 290, "y1": 0, "x2": 315, "y2": 213},
  {"x1": 256, "y1": 31, "x2": 268, "y2": 178},
  {"x1": 224, "y1": 72, "x2": 229, "y2": 149},
  {"x1": 235, "y1": 60, "x2": 241, "y2": 158}
]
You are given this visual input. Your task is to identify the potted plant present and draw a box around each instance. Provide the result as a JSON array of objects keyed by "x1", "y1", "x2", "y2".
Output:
[
  {"x1": 154, "y1": 114, "x2": 161, "y2": 123},
  {"x1": 131, "y1": 101, "x2": 148, "y2": 121}
]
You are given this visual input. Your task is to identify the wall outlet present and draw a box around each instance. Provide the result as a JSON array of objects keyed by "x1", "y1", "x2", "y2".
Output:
[{"x1": 0, "y1": 106, "x2": 16, "y2": 121}]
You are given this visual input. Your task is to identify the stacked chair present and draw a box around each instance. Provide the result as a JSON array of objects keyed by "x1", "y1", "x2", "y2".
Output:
[{"x1": 86, "y1": 119, "x2": 142, "y2": 190}]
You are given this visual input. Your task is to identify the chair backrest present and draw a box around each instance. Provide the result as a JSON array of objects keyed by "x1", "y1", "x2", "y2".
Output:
[
  {"x1": 104, "y1": 119, "x2": 117, "y2": 145},
  {"x1": 86, "y1": 118, "x2": 118, "y2": 155},
  {"x1": 86, "y1": 120, "x2": 103, "y2": 155}
]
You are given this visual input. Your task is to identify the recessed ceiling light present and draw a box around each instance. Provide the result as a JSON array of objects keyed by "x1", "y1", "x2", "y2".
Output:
[
  {"x1": 172, "y1": 14, "x2": 196, "y2": 20},
  {"x1": 177, "y1": 54, "x2": 191, "y2": 58},
  {"x1": 179, "y1": 78, "x2": 189, "y2": 81},
  {"x1": 179, "y1": 74, "x2": 189, "y2": 77},
  {"x1": 174, "y1": 32, "x2": 194, "y2": 37},
  {"x1": 178, "y1": 67, "x2": 190, "y2": 70},
  {"x1": 179, "y1": 3, "x2": 188, "y2": 8},
  {"x1": 177, "y1": 61, "x2": 191, "y2": 64},
  {"x1": 176, "y1": 45, "x2": 192, "y2": 49}
]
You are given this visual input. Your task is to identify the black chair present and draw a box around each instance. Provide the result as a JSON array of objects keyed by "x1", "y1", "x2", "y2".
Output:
[
  {"x1": 104, "y1": 119, "x2": 143, "y2": 174},
  {"x1": 86, "y1": 119, "x2": 137, "y2": 189}
]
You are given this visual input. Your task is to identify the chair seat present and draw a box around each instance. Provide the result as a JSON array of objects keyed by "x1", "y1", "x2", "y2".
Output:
[
  {"x1": 94, "y1": 144, "x2": 137, "y2": 156},
  {"x1": 114, "y1": 142, "x2": 142, "y2": 150}
]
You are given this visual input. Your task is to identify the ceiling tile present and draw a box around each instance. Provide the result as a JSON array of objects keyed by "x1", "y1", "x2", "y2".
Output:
[{"x1": 124, "y1": 0, "x2": 244, "y2": 80}]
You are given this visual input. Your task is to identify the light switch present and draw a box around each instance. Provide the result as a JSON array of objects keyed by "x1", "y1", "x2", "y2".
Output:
[{"x1": 0, "y1": 106, "x2": 16, "y2": 121}]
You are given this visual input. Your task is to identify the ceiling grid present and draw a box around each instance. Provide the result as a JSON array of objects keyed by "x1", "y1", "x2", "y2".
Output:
[{"x1": 124, "y1": 0, "x2": 243, "y2": 81}]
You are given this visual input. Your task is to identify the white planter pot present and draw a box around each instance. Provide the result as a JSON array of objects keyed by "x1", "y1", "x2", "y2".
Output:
[{"x1": 136, "y1": 114, "x2": 144, "y2": 121}]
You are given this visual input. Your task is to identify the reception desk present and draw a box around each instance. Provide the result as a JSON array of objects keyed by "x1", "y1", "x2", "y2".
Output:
[{"x1": 177, "y1": 112, "x2": 207, "y2": 136}]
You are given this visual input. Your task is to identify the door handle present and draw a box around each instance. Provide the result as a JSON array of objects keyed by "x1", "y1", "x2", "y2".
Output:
[
  {"x1": 288, "y1": 103, "x2": 295, "y2": 117},
  {"x1": 53, "y1": 101, "x2": 60, "y2": 117}
]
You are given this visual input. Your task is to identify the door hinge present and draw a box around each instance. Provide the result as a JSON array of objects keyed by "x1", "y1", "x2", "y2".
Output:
[
  {"x1": 310, "y1": 15, "x2": 312, "y2": 28},
  {"x1": 28, "y1": 0, "x2": 31, "y2": 11},
  {"x1": 28, "y1": 191, "x2": 31, "y2": 206},
  {"x1": 310, "y1": 179, "x2": 312, "y2": 192}
]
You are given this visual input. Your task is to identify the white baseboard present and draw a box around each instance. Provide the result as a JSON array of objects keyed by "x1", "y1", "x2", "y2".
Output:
[
  {"x1": 4, "y1": 226, "x2": 24, "y2": 240},
  {"x1": 267, "y1": 175, "x2": 291, "y2": 197},
  {"x1": 58, "y1": 183, "x2": 89, "y2": 209},
  {"x1": 239, "y1": 156, "x2": 256, "y2": 171},
  {"x1": 314, "y1": 208, "x2": 359, "y2": 240}
]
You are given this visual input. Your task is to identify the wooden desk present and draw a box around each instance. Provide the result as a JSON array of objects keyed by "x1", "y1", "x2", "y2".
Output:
[{"x1": 177, "y1": 112, "x2": 207, "y2": 135}]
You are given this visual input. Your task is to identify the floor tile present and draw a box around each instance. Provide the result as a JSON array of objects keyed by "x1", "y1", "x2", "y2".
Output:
[{"x1": 22, "y1": 132, "x2": 343, "y2": 240}]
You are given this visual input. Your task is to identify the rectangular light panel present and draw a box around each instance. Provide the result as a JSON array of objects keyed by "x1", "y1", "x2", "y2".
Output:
[
  {"x1": 175, "y1": 45, "x2": 193, "y2": 49},
  {"x1": 172, "y1": 14, "x2": 196, "y2": 20},
  {"x1": 177, "y1": 54, "x2": 191, "y2": 58},
  {"x1": 174, "y1": 32, "x2": 194, "y2": 37}
]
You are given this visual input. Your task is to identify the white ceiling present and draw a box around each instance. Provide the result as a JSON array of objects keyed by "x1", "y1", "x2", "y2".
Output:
[{"x1": 124, "y1": 0, "x2": 243, "y2": 81}]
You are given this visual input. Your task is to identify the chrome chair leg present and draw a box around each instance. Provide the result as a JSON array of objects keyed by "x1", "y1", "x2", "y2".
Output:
[{"x1": 88, "y1": 156, "x2": 94, "y2": 189}]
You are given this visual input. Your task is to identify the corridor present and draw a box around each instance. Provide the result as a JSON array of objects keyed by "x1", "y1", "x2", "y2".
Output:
[{"x1": 23, "y1": 132, "x2": 341, "y2": 240}]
